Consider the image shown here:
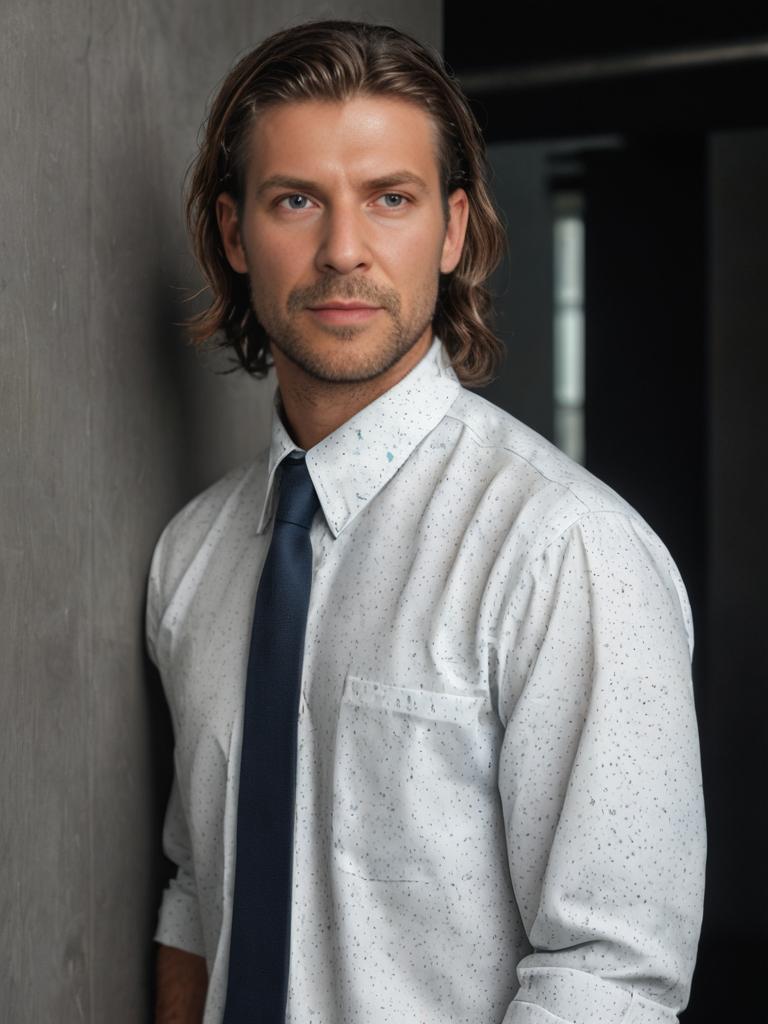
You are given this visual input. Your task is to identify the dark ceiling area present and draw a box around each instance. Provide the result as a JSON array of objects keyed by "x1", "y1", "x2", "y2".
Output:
[
  {"x1": 444, "y1": 8, "x2": 768, "y2": 69},
  {"x1": 444, "y1": 8, "x2": 768, "y2": 141}
]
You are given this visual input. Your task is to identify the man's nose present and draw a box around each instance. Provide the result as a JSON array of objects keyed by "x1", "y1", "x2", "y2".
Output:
[{"x1": 314, "y1": 204, "x2": 372, "y2": 275}]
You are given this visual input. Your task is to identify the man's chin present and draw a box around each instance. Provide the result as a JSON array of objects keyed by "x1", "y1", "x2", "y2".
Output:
[
  {"x1": 269, "y1": 332, "x2": 414, "y2": 385},
  {"x1": 283, "y1": 353, "x2": 402, "y2": 386}
]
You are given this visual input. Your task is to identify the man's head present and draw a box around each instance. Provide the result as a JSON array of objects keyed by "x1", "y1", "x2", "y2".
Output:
[{"x1": 187, "y1": 20, "x2": 505, "y2": 387}]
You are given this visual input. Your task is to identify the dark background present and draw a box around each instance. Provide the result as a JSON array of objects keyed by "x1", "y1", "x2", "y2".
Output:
[{"x1": 444, "y1": 8, "x2": 768, "y2": 1021}]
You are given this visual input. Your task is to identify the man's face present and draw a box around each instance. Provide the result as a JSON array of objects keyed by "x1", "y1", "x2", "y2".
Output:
[{"x1": 216, "y1": 95, "x2": 468, "y2": 384}]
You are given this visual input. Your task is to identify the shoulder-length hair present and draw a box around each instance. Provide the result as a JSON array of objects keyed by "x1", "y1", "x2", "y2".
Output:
[{"x1": 186, "y1": 20, "x2": 506, "y2": 387}]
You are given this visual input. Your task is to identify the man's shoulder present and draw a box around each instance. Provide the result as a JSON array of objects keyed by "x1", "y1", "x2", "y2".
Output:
[
  {"x1": 163, "y1": 453, "x2": 264, "y2": 542},
  {"x1": 443, "y1": 389, "x2": 693, "y2": 649},
  {"x1": 151, "y1": 451, "x2": 267, "y2": 595},
  {"x1": 446, "y1": 386, "x2": 637, "y2": 523}
]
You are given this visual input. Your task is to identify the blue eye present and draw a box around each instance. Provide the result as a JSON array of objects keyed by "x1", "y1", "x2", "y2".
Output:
[
  {"x1": 379, "y1": 193, "x2": 407, "y2": 208},
  {"x1": 281, "y1": 194, "x2": 311, "y2": 210}
]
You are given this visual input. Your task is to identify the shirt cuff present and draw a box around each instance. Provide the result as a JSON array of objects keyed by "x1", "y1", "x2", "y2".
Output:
[
  {"x1": 153, "y1": 876, "x2": 206, "y2": 958},
  {"x1": 502, "y1": 968, "x2": 678, "y2": 1024}
]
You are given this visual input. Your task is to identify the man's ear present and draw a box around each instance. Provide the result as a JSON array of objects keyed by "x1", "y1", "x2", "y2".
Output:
[
  {"x1": 439, "y1": 188, "x2": 469, "y2": 275},
  {"x1": 216, "y1": 193, "x2": 248, "y2": 274}
]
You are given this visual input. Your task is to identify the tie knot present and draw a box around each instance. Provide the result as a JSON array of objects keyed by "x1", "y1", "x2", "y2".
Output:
[{"x1": 275, "y1": 454, "x2": 320, "y2": 530}]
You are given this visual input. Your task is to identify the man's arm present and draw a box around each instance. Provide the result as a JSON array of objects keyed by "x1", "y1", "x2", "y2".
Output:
[
  {"x1": 147, "y1": 530, "x2": 209, "y2": 1018},
  {"x1": 156, "y1": 944, "x2": 208, "y2": 1024},
  {"x1": 496, "y1": 511, "x2": 706, "y2": 1023}
]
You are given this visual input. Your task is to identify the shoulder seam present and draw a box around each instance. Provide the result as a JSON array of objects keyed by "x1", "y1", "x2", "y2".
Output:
[
  {"x1": 442, "y1": 408, "x2": 593, "y2": 513},
  {"x1": 540, "y1": 508, "x2": 644, "y2": 558}
]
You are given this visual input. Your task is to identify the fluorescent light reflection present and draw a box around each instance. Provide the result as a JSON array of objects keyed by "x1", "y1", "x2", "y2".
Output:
[{"x1": 553, "y1": 192, "x2": 586, "y2": 463}]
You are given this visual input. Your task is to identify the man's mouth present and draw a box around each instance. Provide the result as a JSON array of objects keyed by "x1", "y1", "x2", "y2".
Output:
[{"x1": 307, "y1": 302, "x2": 383, "y2": 324}]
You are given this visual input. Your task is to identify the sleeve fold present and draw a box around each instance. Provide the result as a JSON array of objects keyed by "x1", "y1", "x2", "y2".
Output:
[
  {"x1": 497, "y1": 512, "x2": 706, "y2": 1023},
  {"x1": 146, "y1": 525, "x2": 206, "y2": 958},
  {"x1": 153, "y1": 774, "x2": 207, "y2": 958}
]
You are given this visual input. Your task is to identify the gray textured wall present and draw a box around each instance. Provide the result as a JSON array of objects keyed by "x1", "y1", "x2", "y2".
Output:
[{"x1": 0, "y1": 2, "x2": 440, "y2": 1020}]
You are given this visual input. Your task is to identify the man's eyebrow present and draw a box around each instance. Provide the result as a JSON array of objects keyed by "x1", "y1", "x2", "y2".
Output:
[
  {"x1": 255, "y1": 171, "x2": 430, "y2": 196},
  {"x1": 360, "y1": 171, "x2": 430, "y2": 192},
  {"x1": 256, "y1": 175, "x2": 319, "y2": 196}
]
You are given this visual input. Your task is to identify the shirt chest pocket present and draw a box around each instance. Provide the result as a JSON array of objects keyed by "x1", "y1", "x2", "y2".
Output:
[{"x1": 331, "y1": 674, "x2": 496, "y2": 883}]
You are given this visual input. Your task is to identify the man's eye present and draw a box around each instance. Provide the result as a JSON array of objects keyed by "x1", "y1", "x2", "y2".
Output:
[
  {"x1": 377, "y1": 193, "x2": 408, "y2": 208},
  {"x1": 279, "y1": 194, "x2": 313, "y2": 210}
]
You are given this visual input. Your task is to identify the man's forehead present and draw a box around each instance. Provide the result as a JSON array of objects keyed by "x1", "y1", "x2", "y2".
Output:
[{"x1": 245, "y1": 95, "x2": 442, "y2": 185}]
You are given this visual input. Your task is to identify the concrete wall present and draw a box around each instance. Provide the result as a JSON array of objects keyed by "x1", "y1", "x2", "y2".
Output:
[{"x1": 0, "y1": 2, "x2": 440, "y2": 1020}]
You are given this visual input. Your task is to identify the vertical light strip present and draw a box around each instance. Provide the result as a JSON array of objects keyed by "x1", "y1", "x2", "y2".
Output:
[{"x1": 553, "y1": 191, "x2": 586, "y2": 462}]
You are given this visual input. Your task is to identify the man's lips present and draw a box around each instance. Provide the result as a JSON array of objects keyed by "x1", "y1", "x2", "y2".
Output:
[
  {"x1": 306, "y1": 302, "x2": 383, "y2": 323},
  {"x1": 308, "y1": 302, "x2": 381, "y2": 310}
]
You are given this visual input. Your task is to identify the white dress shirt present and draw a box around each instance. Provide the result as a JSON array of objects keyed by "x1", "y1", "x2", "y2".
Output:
[{"x1": 147, "y1": 336, "x2": 706, "y2": 1024}]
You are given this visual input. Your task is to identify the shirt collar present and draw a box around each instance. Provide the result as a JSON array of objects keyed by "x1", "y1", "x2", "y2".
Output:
[{"x1": 256, "y1": 336, "x2": 461, "y2": 538}]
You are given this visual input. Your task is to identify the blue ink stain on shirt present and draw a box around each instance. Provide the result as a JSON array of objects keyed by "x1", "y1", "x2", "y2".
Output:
[
  {"x1": 356, "y1": 429, "x2": 363, "y2": 440},
  {"x1": 386, "y1": 451, "x2": 394, "y2": 462}
]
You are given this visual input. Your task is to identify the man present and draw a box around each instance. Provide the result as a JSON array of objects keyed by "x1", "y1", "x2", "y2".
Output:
[{"x1": 148, "y1": 20, "x2": 706, "y2": 1024}]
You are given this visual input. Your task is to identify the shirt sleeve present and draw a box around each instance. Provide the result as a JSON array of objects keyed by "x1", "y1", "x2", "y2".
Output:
[
  {"x1": 146, "y1": 529, "x2": 207, "y2": 958},
  {"x1": 496, "y1": 511, "x2": 706, "y2": 1024},
  {"x1": 153, "y1": 774, "x2": 207, "y2": 957}
]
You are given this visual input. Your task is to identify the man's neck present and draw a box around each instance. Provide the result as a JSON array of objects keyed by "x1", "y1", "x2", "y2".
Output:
[{"x1": 272, "y1": 334, "x2": 433, "y2": 451}]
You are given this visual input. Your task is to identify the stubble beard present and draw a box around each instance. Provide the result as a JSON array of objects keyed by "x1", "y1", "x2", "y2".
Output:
[{"x1": 249, "y1": 275, "x2": 438, "y2": 385}]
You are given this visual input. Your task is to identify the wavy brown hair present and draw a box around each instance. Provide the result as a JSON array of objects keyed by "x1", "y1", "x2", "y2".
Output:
[{"x1": 186, "y1": 20, "x2": 506, "y2": 387}]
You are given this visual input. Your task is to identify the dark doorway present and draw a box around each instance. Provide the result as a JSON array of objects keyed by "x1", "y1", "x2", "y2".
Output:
[{"x1": 445, "y1": 11, "x2": 768, "y2": 1021}]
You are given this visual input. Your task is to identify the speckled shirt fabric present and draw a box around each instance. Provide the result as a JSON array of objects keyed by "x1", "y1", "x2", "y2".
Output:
[{"x1": 147, "y1": 337, "x2": 706, "y2": 1024}]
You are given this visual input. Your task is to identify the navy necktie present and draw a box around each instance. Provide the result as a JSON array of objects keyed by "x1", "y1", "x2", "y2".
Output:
[{"x1": 223, "y1": 452, "x2": 319, "y2": 1023}]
